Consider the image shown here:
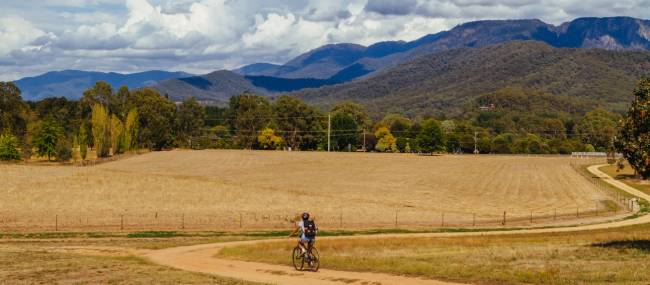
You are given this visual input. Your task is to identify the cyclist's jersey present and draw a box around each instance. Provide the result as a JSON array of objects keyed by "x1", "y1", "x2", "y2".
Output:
[
  {"x1": 297, "y1": 220, "x2": 315, "y2": 241},
  {"x1": 298, "y1": 220, "x2": 306, "y2": 239}
]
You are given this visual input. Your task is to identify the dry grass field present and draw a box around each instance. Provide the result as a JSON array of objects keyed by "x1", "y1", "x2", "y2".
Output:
[
  {"x1": 219, "y1": 223, "x2": 650, "y2": 285},
  {"x1": 0, "y1": 150, "x2": 614, "y2": 231},
  {"x1": 0, "y1": 238, "x2": 266, "y2": 285}
]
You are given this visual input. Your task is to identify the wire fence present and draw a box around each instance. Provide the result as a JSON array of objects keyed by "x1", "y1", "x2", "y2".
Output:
[
  {"x1": 569, "y1": 159, "x2": 640, "y2": 211},
  {"x1": 0, "y1": 158, "x2": 639, "y2": 233},
  {"x1": 0, "y1": 202, "x2": 632, "y2": 233}
]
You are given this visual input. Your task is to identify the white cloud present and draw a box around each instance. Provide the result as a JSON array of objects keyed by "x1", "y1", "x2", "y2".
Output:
[
  {"x1": 0, "y1": 16, "x2": 47, "y2": 56},
  {"x1": 1, "y1": 0, "x2": 650, "y2": 81}
]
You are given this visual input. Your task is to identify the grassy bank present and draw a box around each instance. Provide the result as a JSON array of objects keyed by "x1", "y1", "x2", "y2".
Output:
[
  {"x1": 218, "y1": 223, "x2": 650, "y2": 284},
  {"x1": 600, "y1": 164, "x2": 650, "y2": 195},
  {"x1": 0, "y1": 242, "x2": 266, "y2": 285}
]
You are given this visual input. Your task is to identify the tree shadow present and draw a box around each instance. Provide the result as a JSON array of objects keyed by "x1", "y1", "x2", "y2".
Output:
[
  {"x1": 614, "y1": 173, "x2": 637, "y2": 180},
  {"x1": 592, "y1": 240, "x2": 650, "y2": 252}
]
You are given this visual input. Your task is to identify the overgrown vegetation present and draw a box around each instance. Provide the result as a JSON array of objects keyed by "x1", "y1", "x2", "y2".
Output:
[{"x1": 0, "y1": 73, "x2": 639, "y2": 160}]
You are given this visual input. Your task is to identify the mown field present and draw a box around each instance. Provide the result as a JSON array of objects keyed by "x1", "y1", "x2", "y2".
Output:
[{"x1": 0, "y1": 150, "x2": 613, "y2": 231}]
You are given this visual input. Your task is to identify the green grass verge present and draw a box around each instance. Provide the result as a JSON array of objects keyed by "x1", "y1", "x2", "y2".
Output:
[{"x1": 0, "y1": 226, "x2": 582, "y2": 241}]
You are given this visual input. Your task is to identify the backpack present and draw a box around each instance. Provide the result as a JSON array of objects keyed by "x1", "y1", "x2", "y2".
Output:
[{"x1": 303, "y1": 220, "x2": 317, "y2": 238}]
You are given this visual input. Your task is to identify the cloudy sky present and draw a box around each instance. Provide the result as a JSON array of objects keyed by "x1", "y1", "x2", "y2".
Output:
[{"x1": 1, "y1": 0, "x2": 649, "y2": 81}]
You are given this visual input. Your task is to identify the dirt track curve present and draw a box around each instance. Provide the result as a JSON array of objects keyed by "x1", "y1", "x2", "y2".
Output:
[{"x1": 145, "y1": 164, "x2": 650, "y2": 285}]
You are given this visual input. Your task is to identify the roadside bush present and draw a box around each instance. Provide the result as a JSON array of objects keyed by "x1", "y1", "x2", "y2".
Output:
[
  {"x1": 0, "y1": 134, "x2": 21, "y2": 161},
  {"x1": 56, "y1": 139, "x2": 72, "y2": 162}
]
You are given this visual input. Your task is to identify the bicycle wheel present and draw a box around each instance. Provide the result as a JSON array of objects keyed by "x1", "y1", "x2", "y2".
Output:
[
  {"x1": 308, "y1": 247, "x2": 320, "y2": 272},
  {"x1": 292, "y1": 247, "x2": 304, "y2": 271}
]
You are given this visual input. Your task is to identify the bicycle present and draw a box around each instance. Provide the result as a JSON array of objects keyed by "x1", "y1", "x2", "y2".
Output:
[{"x1": 292, "y1": 241, "x2": 320, "y2": 272}]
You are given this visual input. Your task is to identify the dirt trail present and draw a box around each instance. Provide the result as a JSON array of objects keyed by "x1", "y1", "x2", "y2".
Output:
[{"x1": 144, "y1": 164, "x2": 650, "y2": 285}]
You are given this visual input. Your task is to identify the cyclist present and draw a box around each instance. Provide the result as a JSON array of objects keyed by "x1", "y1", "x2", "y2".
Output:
[{"x1": 289, "y1": 212, "x2": 317, "y2": 256}]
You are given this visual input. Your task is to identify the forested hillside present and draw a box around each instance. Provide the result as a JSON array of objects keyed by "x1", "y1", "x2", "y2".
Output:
[
  {"x1": 238, "y1": 17, "x2": 650, "y2": 82},
  {"x1": 293, "y1": 41, "x2": 650, "y2": 117}
]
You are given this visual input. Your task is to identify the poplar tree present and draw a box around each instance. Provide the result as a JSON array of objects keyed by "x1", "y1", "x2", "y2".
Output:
[
  {"x1": 124, "y1": 108, "x2": 139, "y2": 151},
  {"x1": 92, "y1": 104, "x2": 110, "y2": 157}
]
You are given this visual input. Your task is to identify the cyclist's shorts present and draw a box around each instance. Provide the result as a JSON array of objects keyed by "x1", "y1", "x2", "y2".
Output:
[{"x1": 300, "y1": 236, "x2": 315, "y2": 243}]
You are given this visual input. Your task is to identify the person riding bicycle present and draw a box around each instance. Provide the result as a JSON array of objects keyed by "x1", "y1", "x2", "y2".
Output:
[{"x1": 289, "y1": 212, "x2": 317, "y2": 256}]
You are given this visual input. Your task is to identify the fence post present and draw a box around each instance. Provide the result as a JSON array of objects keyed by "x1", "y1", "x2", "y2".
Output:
[
  {"x1": 120, "y1": 214, "x2": 124, "y2": 231},
  {"x1": 55, "y1": 215, "x2": 58, "y2": 231},
  {"x1": 239, "y1": 213, "x2": 242, "y2": 228},
  {"x1": 441, "y1": 213, "x2": 444, "y2": 227},
  {"x1": 530, "y1": 211, "x2": 533, "y2": 223},
  {"x1": 395, "y1": 209, "x2": 398, "y2": 228},
  {"x1": 340, "y1": 212, "x2": 343, "y2": 228},
  {"x1": 502, "y1": 211, "x2": 506, "y2": 226},
  {"x1": 181, "y1": 213, "x2": 185, "y2": 229},
  {"x1": 472, "y1": 213, "x2": 476, "y2": 227},
  {"x1": 577, "y1": 207, "x2": 579, "y2": 217}
]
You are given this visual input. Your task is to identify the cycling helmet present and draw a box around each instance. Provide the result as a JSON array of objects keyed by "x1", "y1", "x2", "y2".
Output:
[{"x1": 301, "y1": 212, "x2": 310, "y2": 220}]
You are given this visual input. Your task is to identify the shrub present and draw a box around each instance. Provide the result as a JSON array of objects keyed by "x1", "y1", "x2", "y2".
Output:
[
  {"x1": 0, "y1": 134, "x2": 21, "y2": 161},
  {"x1": 257, "y1": 128, "x2": 283, "y2": 150},
  {"x1": 56, "y1": 139, "x2": 72, "y2": 162},
  {"x1": 375, "y1": 127, "x2": 397, "y2": 152},
  {"x1": 34, "y1": 118, "x2": 61, "y2": 161}
]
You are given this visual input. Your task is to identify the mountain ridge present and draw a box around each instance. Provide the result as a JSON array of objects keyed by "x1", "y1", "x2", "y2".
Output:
[
  {"x1": 11, "y1": 16, "x2": 650, "y2": 104},
  {"x1": 291, "y1": 41, "x2": 650, "y2": 116},
  {"x1": 14, "y1": 70, "x2": 191, "y2": 101},
  {"x1": 237, "y1": 16, "x2": 650, "y2": 82}
]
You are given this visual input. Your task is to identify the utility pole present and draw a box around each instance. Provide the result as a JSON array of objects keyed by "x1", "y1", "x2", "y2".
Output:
[
  {"x1": 327, "y1": 113, "x2": 331, "y2": 152},
  {"x1": 363, "y1": 129, "x2": 366, "y2": 151},
  {"x1": 473, "y1": 131, "x2": 478, "y2": 154}
]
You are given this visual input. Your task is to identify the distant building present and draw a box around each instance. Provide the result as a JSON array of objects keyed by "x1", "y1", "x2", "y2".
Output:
[{"x1": 479, "y1": 103, "x2": 496, "y2": 111}]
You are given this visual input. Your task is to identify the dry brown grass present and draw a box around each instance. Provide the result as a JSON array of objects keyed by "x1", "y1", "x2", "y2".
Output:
[
  {"x1": 600, "y1": 164, "x2": 650, "y2": 195},
  {"x1": 0, "y1": 150, "x2": 613, "y2": 231},
  {"x1": 0, "y1": 240, "x2": 264, "y2": 285},
  {"x1": 219, "y1": 223, "x2": 650, "y2": 284}
]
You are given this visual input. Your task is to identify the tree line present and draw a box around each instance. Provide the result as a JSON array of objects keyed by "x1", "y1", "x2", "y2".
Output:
[
  {"x1": 0, "y1": 81, "x2": 204, "y2": 161},
  {"x1": 0, "y1": 80, "x2": 646, "y2": 163}
]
